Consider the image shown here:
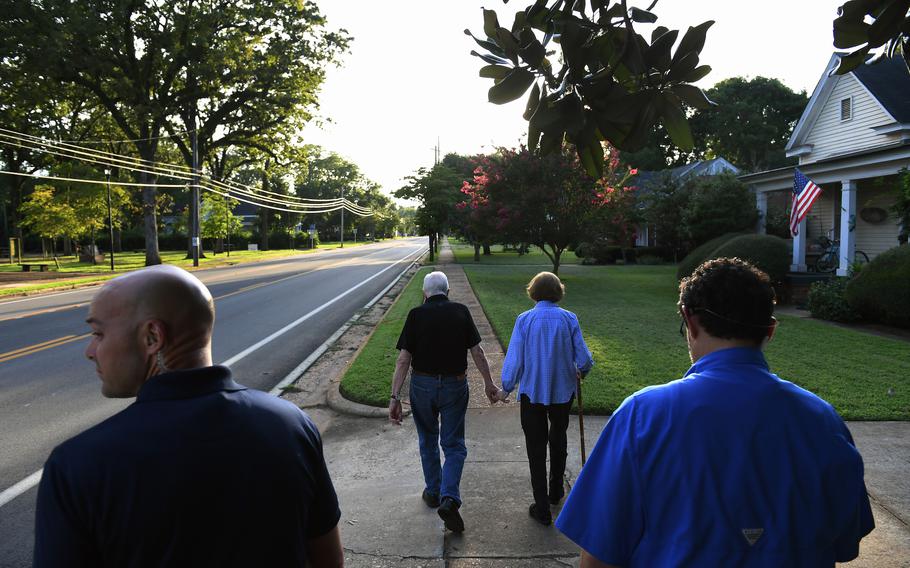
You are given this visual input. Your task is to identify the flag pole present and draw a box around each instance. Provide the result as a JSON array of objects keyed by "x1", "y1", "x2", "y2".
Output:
[{"x1": 576, "y1": 371, "x2": 587, "y2": 466}]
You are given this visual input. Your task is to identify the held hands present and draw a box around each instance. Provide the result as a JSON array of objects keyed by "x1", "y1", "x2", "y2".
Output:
[
  {"x1": 485, "y1": 383, "x2": 511, "y2": 405},
  {"x1": 389, "y1": 398, "x2": 403, "y2": 425}
]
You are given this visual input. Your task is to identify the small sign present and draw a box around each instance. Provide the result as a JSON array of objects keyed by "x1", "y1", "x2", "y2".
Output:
[
  {"x1": 248, "y1": 244, "x2": 258, "y2": 251},
  {"x1": 308, "y1": 228, "x2": 316, "y2": 237},
  {"x1": 192, "y1": 237, "x2": 200, "y2": 247}
]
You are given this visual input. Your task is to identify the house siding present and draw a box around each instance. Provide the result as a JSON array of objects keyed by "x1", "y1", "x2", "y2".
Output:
[
  {"x1": 801, "y1": 74, "x2": 899, "y2": 164},
  {"x1": 804, "y1": 189, "x2": 838, "y2": 245},
  {"x1": 855, "y1": 182, "x2": 901, "y2": 258}
]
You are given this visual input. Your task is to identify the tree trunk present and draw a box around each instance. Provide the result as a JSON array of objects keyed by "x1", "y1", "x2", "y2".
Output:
[
  {"x1": 474, "y1": 243, "x2": 480, "y2": 262},
  {"x1": 140, "y1": 167, "x2": 161, "y2": 266},
  {"x1": 41, "y1": 238, "x2": 47, "y2": 259},
  {"x1": 552, "y1": 249, "x2": 562, "y2": 276},
  {"x1": 428, "y1": 233, "x2": 435, "y2": 262},
  {"x1": 114, "y1": 229, "x2": 122, "y2": 253},
  {"x1": 482, "y1": 244, "x2": 491, "y2": 256},
  {"x1": 63, "y1": 236, "x2": 72, "y2": 256}
]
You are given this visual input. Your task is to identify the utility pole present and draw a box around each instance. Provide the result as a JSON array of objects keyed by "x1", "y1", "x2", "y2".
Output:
[
  {"x1": 340, "y1": 186, "x2": 344, "y2": 248},
  {"x1": 191, "y1": 104, "x2": 200, "y2": 267},
  {"x1": 105, "y1": 168, "x2": 115, "y2": 271}
]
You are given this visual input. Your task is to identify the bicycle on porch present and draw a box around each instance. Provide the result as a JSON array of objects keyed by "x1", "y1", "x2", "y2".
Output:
[{"x1": 814, "y1": 232, "x2": 869, "y2": 273}]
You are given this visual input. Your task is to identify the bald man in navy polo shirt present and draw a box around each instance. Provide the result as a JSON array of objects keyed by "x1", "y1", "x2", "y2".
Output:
[
  {"x1": 34, "y1": 265, "x2": 343, "y2": 567},
  {"x1": 556, "y1": 258, "x2": 874, "y2": 567}
]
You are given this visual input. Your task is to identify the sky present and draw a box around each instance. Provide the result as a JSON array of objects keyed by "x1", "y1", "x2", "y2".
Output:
[{"x1": 302, "y1": 1, "x2": 845, "y2": 198}]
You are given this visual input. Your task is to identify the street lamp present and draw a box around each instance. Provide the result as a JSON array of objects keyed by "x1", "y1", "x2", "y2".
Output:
[
  {"x1": 340, "y1": 186, "x2": 344, "y2": 248},
  {"x1": 104, "y1": 168, "x2": 114, "y2": 271}
]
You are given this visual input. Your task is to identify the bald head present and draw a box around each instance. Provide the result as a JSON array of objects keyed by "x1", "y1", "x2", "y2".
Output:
[
  {"x1": 85, "y1": 266, "x2": 215, "y2": 397},
  {"x1": 108, "y1": 265, "x2": 215, "y2": 336}
]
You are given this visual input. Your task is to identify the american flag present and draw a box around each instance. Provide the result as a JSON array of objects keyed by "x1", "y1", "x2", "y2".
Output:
[{"x1": 790, "y1": 169, "x2": 822, "y2": 236}]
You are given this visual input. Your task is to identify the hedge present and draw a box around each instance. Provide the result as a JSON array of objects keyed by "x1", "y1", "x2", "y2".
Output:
[
  {"x1": 845, "y1": 245, "x2": 910, "y2": 329},
  {"x1": 676, "y1": 232, "x2": 745, "y2": 280},
  {"x1": 807, "y1": 278, "x2": 860, "y2": 322},
  {"x1": 709, "y1": 234, "x2": 790, "y2": 283}
]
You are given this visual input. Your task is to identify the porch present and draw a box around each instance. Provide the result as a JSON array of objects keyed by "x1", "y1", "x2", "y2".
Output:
[{"x1": 740, "y1": 143, "x2": 908, "y2": 276}]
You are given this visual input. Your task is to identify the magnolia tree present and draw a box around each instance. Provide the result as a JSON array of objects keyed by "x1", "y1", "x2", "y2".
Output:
[{"x1": 460, "y1": 144, "x2": 637, "y2": 274}]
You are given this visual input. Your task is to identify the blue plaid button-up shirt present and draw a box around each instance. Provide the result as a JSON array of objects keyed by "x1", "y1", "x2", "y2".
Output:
[{"x1": 501, "y1": 301, "x2": 594, "y2": 405}]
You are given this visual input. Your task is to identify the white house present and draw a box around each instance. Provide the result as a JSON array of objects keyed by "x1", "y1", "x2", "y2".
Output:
[{"x1": 740, "y1": 54, "x2": 909, "y2": 276}]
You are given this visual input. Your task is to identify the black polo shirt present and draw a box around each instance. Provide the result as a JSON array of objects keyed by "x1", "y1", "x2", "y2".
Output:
[
  {"x1": 396, "y1": 294, "x2": 482, "y2": 375},
  {"x1": 34, "y1": 366, "x2": 340, "y2": 568}
]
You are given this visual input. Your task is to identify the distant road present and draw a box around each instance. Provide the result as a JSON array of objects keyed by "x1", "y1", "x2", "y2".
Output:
[{"x1": 0, "y1": 237, "x2": 426, "y2": 567}]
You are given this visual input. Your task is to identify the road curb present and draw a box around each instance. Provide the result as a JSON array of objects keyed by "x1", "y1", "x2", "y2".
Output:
[{"x1": 275, "y1": 251, "x2": 426, "y2": 418}]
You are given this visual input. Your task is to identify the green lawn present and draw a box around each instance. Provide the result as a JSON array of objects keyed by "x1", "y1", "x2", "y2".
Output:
[
  {"x1": 449, "y1": 240, "x2": 580, "y2": 267},
  {"x1": 339, "y1": 267, "x2": 431, "y2": 406},
  {"x1": 463, "y1": 263, "x2": 910, "y2": 420}
]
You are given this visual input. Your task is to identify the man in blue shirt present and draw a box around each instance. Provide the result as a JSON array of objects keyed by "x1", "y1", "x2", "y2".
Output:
[
  {"x1": 501, "y1": 271, "x2": 594, "y2": 525},
  {"x1": 34, "y1": 265, "x2": 343, "y2": 567},
  {"x1": 556, "y1": 257, "x2": 874, "y2": 567}
]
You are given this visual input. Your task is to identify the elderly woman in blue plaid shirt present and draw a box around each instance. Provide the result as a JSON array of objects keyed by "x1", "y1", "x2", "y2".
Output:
[{"x1": 501, "y1": 271, "x2": 594, "y2": 526}]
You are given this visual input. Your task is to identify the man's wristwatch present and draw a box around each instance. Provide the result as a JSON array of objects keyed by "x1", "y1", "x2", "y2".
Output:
[{"x1": 390, "y1": 393, "x2": 400, "y2": 402}]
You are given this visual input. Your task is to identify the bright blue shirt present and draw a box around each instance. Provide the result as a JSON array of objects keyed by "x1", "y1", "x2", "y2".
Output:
[
  {"x1": 501, "y1": 301, "x2": 594, "y2": 405},
  {"x1": 555, "y1": 347, "x2": 874, "y2": 567}
]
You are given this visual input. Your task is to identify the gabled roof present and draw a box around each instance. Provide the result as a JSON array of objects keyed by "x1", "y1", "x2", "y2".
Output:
[
  {"x1": 633, "y1": 157, "x2": 740, "y2": 193},
  {"x1": 786, "y1": 54, "x2": 910, "y2": 152},
  {"x1": 852, "y1": 56, "x2": 910, "y2": 123}
]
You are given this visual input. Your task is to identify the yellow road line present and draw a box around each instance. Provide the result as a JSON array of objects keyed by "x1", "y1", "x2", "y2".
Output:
[
  {"x1": 0, "y1": 302, "x2": 87, "y2": 324},
  {"x1": 0, "y1": 333, "x2": 91, "y2": 364}
]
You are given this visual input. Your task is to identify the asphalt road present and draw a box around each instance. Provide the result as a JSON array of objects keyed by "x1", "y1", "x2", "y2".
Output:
[{"x1": 0, "y1": 237, "x2": 426, "y2": 567}]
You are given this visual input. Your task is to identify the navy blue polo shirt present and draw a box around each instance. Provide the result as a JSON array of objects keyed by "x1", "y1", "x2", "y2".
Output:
[
  {"x1": 556, "y1": 347, "x2": 874, "y2": 567},
  {"x1": 34, "y1": 366, "x2": 340, "y2": 568}
]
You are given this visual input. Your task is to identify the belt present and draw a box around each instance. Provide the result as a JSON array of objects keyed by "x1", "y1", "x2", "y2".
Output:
[{"x1": 412, "y1": 370, "x2": 466, "y2": 380}]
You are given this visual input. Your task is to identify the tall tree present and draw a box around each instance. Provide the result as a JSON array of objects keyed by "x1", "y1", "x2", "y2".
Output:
[
  {"x1": 6, "y1": 0, "x2": 348, "y2": 265},
  {"x1": 395, "y1": 163, "x2": 463, "y2": 261},
  {"x1": 690, "y1": 77, "x2": 807, "y2": 173}
]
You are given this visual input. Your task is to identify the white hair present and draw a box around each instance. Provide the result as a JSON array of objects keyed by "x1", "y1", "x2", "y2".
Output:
[{"x1": 423, "y1": 271, "x2": 449, "y2": 296}]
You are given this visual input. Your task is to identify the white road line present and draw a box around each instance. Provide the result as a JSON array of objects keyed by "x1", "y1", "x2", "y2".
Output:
[
  {"x1": 268, "y1": 256, "x2": 423, "y2": 396},
  {"x1": 0, "y1": 469, "x2": 42, "y2": 508},
  {"x1": 221, "y1": 246, "x2": 424, "y2": 367},
  {"x1": 0, "y1": 243, "x2": 426, "y2": 509}
]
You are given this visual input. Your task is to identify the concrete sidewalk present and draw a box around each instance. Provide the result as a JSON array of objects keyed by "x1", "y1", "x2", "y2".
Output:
[{"x1": 318, "y1": 242, "x2": 910, "y2": 567}]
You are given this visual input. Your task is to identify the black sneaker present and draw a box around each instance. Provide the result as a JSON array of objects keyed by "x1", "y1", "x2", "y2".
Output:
[
  {"x1": 422, "y1": 489, "x2": 440, "y2": 508},
  {"x1": 528, "y1": 503, "x2": 552, "y2": 526},
  {"x1": 437, "y1": 497, "x2": 465, "y2": 532}
]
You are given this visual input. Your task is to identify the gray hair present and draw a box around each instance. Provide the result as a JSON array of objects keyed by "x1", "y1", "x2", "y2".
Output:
[{"x1": 423, "y1": 271, "x2": 449, "y2": 297}]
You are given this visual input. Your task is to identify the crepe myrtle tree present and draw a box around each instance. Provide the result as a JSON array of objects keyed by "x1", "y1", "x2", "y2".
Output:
[{"x1": 467, "y1": 0, "x2": 715, "y2": 178}]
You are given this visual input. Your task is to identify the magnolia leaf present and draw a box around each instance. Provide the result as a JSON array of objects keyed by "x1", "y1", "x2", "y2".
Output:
[
  {"x1": 660, "y1": 93, "x2": 694, "y2": 150},
  {"x1": 673, "y1": 20, "x2": 714, "y2": 63},
  {"x1": 479, "y1": 64, "x2": 512, "y2": 81},
  {"x1": 629, "y1": 7, "x2": 658, "y2": 23},
  {"x1": 671, "y1": 84, "x2": 716, "y2": 110},
  {"x1": 488, "y1": 68, "x2": 535, "y2": 104},
  {"x1": 523, "y1": 81, "x2": 541, "y2": 120},
  {"x1": 483, "y1": 9, "x2": 500, "y2": 39},
  {"x1": 685, "y1": 64, "x2": 712, "y2": 83}
]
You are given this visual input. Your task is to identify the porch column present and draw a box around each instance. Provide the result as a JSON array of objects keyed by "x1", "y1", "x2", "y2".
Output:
[
  {"x1": 837, "y1": 180, "x2": 858, "y2": 276},
  {"x1": 791, "y1": 217, "x2": 807, "y2": 272},
  {"x1": 756, "y1": 191, "x2": 768, "y2": 234}
]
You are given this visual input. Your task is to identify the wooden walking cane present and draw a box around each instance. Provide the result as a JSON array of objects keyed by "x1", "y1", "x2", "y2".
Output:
[{"x1": 576, "y1": 372, "x2": 587, "y2": 466}]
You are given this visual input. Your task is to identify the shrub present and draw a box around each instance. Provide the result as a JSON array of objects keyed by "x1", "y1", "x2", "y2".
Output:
[
  {"x1": 845, "y1": 245, "x2": 910, "y2": 328},
  {"x1": 710, "y1": 234, "x2": 790, "y2": 283},
  {"x1": 676, "y1": 232, "x2": 745, "y2": 280},
  {"x1": 807, "y1": 278, "x2": 860, "y2": 322},
  {"x1": 575, "y1": 240, "x2": 622, "y2": 264},
  {"x1": 681, "y1": 173, "x2": 760, "y2": 247}
]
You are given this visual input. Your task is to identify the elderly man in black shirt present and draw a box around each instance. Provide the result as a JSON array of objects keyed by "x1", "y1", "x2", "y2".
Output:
[{"x1": 389, "y1": 270, "x2": 503, "y2": 533}]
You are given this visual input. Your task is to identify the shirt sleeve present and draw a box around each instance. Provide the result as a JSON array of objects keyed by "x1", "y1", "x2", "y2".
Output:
[
  {"x1": 302, "y1": 417, "x2": 342, "y2": 539},
  {"x1": 34, "y1": 449, "x2": 96, "y2": 568},
  {"x1": 395, "y1": 310, "x2": 415, "y2": 352},
  {"x1": 463, "y1": 306, "x2": 482, "y2": 349},
  {"x1": 832, "y1": 420, "x2": 875, "y2": 562},
  {"x1": 570, "y1": 314, "x2": 594, "y2": 373},
  {"x1": 555, "y1": 397, "x2": 644, "y2": 565},
  {"x1": 500, "y1": 316, "x2": 524, "y2": 394}
]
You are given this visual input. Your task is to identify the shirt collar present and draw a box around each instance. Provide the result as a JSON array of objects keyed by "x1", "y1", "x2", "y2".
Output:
[
  {"x1": 535, "y1": 300, "x2": 558, "y2": 308},
  {"x1": 425, "y1": 294, "x2": 448, "y2": 303},
  {"x1": 137, "y1": 365, "x2": 246, "y2": 403},
  {"x1": 683, "y1": 347, "x2": 769, "y2": 378}
]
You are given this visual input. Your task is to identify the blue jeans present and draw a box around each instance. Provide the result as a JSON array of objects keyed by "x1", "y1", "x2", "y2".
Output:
[{"x1": 409, "y1": 373, "x2": 469, "y2": 504}]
